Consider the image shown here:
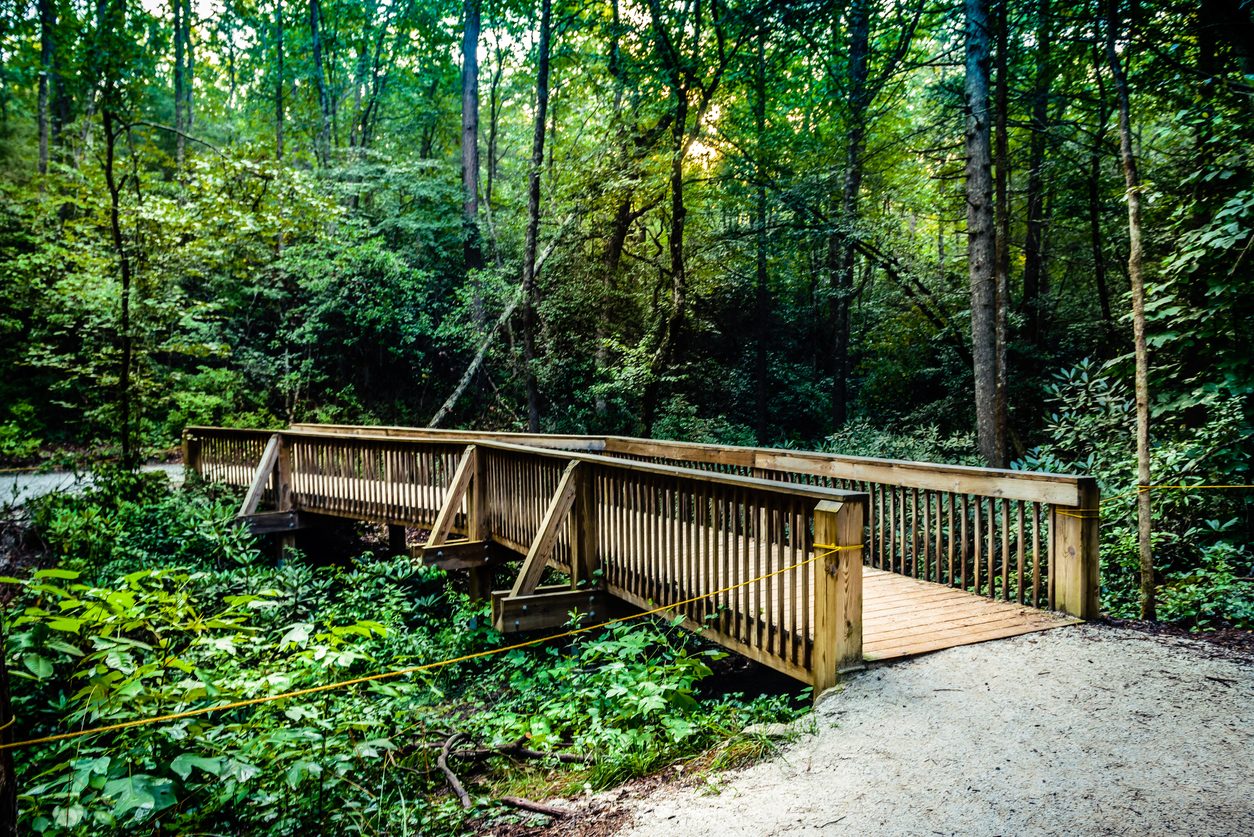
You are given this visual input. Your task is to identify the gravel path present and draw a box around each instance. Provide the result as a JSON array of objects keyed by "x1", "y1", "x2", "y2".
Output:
[
  {"x1": 0, "y1": 463, "x2": 183, "y2": 508},
  {"x1": 619, "y1": 624, "x2": 1253, "y2": 837}
]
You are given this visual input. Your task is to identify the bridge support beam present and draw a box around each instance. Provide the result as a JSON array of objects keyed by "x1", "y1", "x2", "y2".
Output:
[{"x1": 812, "y1": 499, "x2": 865, "y2": 696}]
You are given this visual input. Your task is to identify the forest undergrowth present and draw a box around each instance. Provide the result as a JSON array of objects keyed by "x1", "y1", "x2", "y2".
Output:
[{"x1": 1, "y1": 470, "x2": 807, "y2": 835}]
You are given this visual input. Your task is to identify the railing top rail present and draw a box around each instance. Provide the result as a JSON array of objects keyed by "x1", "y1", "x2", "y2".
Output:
[
  {"x1": 286, "y1": 423, "x2": 607, "y2": 451},
  {"x1": 224, "y1": 424, "x2": 1089, "y2": 506},
  {"x1": 600, "y1": 437, "x2": 1087, "y2": 506},
  {"x1": 186, "y1": 426, "x2": 867, "y2": 505}
]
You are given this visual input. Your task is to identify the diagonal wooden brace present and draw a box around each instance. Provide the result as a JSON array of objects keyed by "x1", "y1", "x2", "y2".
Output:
[
  {"x1": 509, "y1": 460, "x2": 581, "y2": 598},
  {"x1": 238, "y1": 434, "x2": 281, "y2": 518},
  {"x1": 424, "y1": 445, "x2": 477, "y2": 549}
]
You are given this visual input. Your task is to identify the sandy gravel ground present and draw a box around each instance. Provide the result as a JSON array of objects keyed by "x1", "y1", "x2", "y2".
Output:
[
  {"x1": 0, "y1": 463, "x2": 182, "y2": 507},
  {"x1": 618, "y1": 624, "x2": 1253, "y2": 837}
]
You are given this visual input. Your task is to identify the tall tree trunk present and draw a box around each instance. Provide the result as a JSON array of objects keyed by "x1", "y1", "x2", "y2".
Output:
[
  {"x1": 38, "y1": 0, "x2": 53, "y2": 175},
  {"x1": 1105, "y1": 0, "x2": 1155, "y2": 620},
  {"x1": 310, "y1": 0, "x2": 331, "y2": 165},
  {"x1": 486, "y1": 43, "x2": 503, "y2": 207},
  {"x1": 1089, "y1": 40, "x2": 1112, "y2": 330},
  {"x1": 966, "y1": 0, "x2": 1004, "y2": 466},
  {"x1": 520, "y1": 0, "x2": 552, "y2": 432},
  {"x1": 101, "y1": 109, "x2": 135, "y2": 468},
  {"x1": 754, "y1": 21, "x2": 770, "y2": 443},
  {"x1": 173, "y1": 0, "x2": 185, "y2": 167},
  {"x1": 832, "y1": 0, "x2": 870, "y2": 429},
  {"x1": 640, "y1": 90, "x2": 688, "y2": 436},
  {"x1": 183, "y1": 0, "x2": 193, "y2": 137},
  {"x1": 1023, "y1": 0, "x2": 1052, "y2": 344},
  {"x1": 275, "y1": 0, "x2": 284, "y2": 160},
  {"x1": 992, "y1": 0, "x2": 1010, "y2": 463},
  {"x1": 462, "y1": 0, "x2": 484, "y2": 313}
]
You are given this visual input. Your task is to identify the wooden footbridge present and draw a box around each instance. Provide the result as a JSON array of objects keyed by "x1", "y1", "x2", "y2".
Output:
[{"x1": 182, "y1": 424, "x2": 1099, "y2": 692}]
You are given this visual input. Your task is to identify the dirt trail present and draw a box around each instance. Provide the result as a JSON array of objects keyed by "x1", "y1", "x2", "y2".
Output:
[{"x1": 616, "y1": 624, "x2": 1253, "y2": 836}]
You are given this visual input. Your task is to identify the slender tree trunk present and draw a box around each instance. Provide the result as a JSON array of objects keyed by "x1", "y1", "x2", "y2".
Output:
[
  {"x1": 183, "y1": 0, "x2": 193, "y2": 137},
  {"x1": 173, "y1": 0, "x2": 185, "y2": 167},
  {"x1": 38, "y1": 0, "x2": 54, "y2": 176},
  {"x1": 1023, "y1": 0, "x2": 1052, "y2": 343},
  {"x1": 833, "y1": 0, "x2": 869, "y2": 429},
  {"x1": 101, "y1": 108, "x2": 135, "y2": 468},
  {"x1": 992, "y1": 0, "x2": 1010, "y2": 464},
  {"x1": 310, "y1": 0, "x2": 331, "y2": 165},
  {"x1": 966, "y1": 0, "x2": 1003, "y2": 466},
  {"x1": 520, "y1": 0, "x2": 552, "y2": 432},
  {"x1": 486, "y1": 46, "x2": 502, "y2": 207},
  {"x1": 1105, "y1": 0, "x2": 1155, "y2": 620},
  {"x1": 641, "y1": 92, "x2": 689, "y2": 436},
  {"x1": 462, "y1": 0, "x2": 484, "y2": 312},
  {"x1": 1089, "y1": 43, "x2": 1112, "y2": 329},
  {"x1": 754, "y1": 22, "x2": 770, "y2": 443},
  {"x1": 275, "y1": 0, "x2": 284, "y2": 160}
]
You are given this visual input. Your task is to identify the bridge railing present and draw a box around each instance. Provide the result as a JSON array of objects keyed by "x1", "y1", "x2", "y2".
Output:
[
  {"x1": 284, "y1": 424, "x2": 1099, "y2": 619},
  {"x1": 184, "y1": 426, "x2": 867, "y2": 689}
]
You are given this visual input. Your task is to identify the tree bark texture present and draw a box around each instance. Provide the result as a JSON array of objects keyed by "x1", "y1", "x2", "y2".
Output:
[
  {"x1": 992, "y1": 0, "x2": 1009, "y2": 465},
  {"x1": 1105, "y1": 0, "x2": 1155, "y2": 620},
  {"x1": 966, "y1": 0, "x2": 1004, "y2": 467},
  {"x1": 754, "y1": 20, "x2": 770, "y2": 442},
  {"x1": 173, "y1": 0, "x2": 185, "y2": 166},
  {"x1": 520, "y1": 0, "x2": 552, "y2": 432},
  {"x1": 274, "y1": 0, "x2": 284, "y2": 160},
  {"x1": 1023, "y1": 0, "x2": 1052, "y2": 344},
  {"x1": 38, "y1": 0, "x2": 54, "y2": 175},
  {"x1": 310, "y1": 0, "x2": 331, "y2": 165},
  {"x1": 831, "y1": 0, "x2": 869, "y2": 430},
  {"x1": 462, "y1": 0, "x2": 484, "y2": 283}
]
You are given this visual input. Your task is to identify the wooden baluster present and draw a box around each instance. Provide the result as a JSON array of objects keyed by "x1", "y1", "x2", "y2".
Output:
[
  {"x1": 973, "y1": 497, "x2": 983, "y2": 596},
  {"x1": 987, "y1": 497, "x2": 997, "y2": 599},
  {"x1": 999, "y1": 498, "x2": 1010, "y2": 601},
  {"x1": 1032, "y1": 502, "x2": 1042, "y2": 608}
]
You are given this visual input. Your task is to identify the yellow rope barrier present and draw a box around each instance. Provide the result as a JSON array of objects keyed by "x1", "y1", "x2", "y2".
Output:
[{"x1": 0, "y1": 543, "x2": 861, "y2": 753}]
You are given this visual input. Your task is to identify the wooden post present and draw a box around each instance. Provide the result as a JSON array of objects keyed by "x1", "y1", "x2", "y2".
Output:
[
  {"x1": 276, "y1": 435, "x2": 294, "y2": 512},
  {"x1": 182, "y1": 431, "x2": 202, "y2": 479},
  {"x1": 812, "y1": 498, "x2": 865, "y2": 696},
  {"x1": 1049, "y1": 476, "x2": 1100, "y2": 619},
  {"x1": 276, "y1": 435, "x2": 296, "y2": 554},
  {"x1": 388, "y1": 525, "x2": 407, "y2": 554},
  {"x1": 467, "y1": 447, "x2": 491, "y2": 601},
  {"x1": 570, "y1": 464, "x2": 599, "y2": 589}
]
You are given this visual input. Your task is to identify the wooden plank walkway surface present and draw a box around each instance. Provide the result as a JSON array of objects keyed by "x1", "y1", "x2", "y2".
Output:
[{"x1": 861, "y1": 567, "x2": 1080, "y2": 661}]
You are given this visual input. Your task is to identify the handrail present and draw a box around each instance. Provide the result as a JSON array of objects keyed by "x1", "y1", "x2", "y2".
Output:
[
  {"x1": 188, "y1": 426, "x2": 864, "y2": 503},
  {"x1": 185, "y1": 424, "x2": 1100, "y2": 621},
  {"x1": 282, "y1": 423, "x2": 1082, "y2": 505}
]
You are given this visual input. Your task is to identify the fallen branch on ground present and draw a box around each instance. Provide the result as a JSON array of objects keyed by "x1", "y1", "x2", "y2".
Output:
[
  {"x1": 500, "y1": 796, "x2": 572, "y2": 818},
  {"x1": 438, "y1": 733, "x2": 473, "y2": 809}
]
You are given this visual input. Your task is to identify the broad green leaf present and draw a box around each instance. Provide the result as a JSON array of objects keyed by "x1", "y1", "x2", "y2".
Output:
[
  {"x1": 34, "y1": 569, "x2": 80, "y2": 580},
  {"x1": 23, "y1": 654, "x2": 53, "y2": 679},
  {"x1": 170, "y1": 753, "x2": 224, "y2": 781}
]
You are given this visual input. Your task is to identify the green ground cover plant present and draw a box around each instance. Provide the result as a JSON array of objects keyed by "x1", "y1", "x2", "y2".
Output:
[{"x1": 3, "y1": 471, "x2": 806, "y2": 834}]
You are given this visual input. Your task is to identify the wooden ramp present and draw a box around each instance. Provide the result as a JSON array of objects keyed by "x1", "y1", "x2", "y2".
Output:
[{"x1": 861, "y1": 567, "x2": 1080, "y2": 661}]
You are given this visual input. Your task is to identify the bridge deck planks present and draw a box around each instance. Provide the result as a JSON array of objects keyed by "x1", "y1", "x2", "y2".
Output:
[{"x1": 859, "y1": 568, "x2": 1080, "y2": 661}]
